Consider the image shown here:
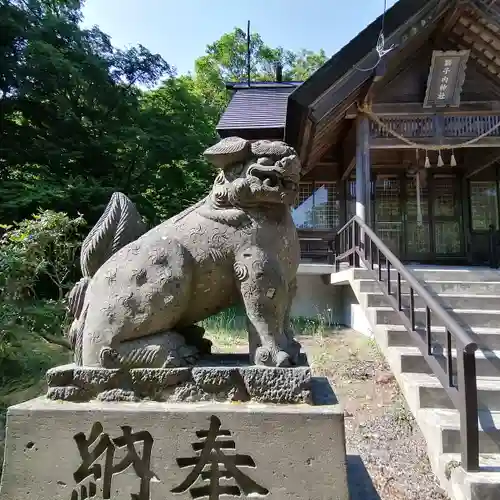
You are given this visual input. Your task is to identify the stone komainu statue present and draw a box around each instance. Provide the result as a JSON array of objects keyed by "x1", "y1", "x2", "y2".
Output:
[{"x1": 66, "y1": 137, "x2": 303, "y2": 368}]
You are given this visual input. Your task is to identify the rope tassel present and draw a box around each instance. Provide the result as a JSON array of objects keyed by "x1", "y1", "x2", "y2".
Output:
[
  {"x1": 437, "y1": 150, "x2": 444, "y2": 167},
  {"x1": 450, "y1": 149, "x2": 457, "y2": 167},
  {"x1": 424, "y1": 151, "x2": 431, "y2": 168}
]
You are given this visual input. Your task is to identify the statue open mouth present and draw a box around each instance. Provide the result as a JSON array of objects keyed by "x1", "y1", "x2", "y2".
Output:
[{"x1": 247, "y1": 165, "x2": 283, "y2": 191}]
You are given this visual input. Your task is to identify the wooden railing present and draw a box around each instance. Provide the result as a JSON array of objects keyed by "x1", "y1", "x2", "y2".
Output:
[
  {"x1": 299, "y1": 230, "x2": 335, "y2": 264},
  {"x1": 335, "y1": 216, "x2": 480, "y2": 472},
  {"x1": 370, "y1": 115, "x2": 500, "y2": 139}
]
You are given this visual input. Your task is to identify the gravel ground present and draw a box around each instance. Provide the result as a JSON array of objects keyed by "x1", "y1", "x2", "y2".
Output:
[{"x1": 302, "y1": 329, "x2": 449, "y2": 500}]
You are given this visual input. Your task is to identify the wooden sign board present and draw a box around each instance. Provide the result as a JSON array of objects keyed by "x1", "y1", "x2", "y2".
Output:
[{"x1": 423, "y1": 50, "x2": 470, "y2": 108}]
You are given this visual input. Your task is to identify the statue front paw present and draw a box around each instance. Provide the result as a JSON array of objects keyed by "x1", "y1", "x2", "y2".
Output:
[
  {"x1": 254, "y1": 346, "x2": 291, "y2": 367},
  {"x1": 287, "y1": 339, "x2": 302, "y2": 365},
  {"x1": 275, "y1": 350, "x2": 291, "y2": 367}
]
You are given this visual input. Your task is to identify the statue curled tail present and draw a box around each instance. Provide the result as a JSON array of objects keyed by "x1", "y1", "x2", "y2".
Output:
[{"x1": 66, "y1": 192, "x2": 147, "y2": 363}]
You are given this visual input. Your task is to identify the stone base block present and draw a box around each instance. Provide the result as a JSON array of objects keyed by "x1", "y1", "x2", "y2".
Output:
[
  {"x1": 0, "y1": 379, "x2": 348, "y2": 500},
  {"x1": 46, "y1": 354, "x2": 312, "y2": 404}
]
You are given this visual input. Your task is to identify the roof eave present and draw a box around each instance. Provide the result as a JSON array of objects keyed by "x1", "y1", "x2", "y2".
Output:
[
  {"x1": 285, "y1": 0, "x2": 446, "y2": 154},
  {"x1": 224, "y1": 81, "x2": 303, "y2": 90},
  {"x1": 288, "y1": 0, "x2": 437, "y2": 108}
]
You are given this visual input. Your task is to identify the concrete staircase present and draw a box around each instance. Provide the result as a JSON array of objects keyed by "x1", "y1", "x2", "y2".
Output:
[{"x1": 330, "y1": 266, "x2": 500, "y2": 500}]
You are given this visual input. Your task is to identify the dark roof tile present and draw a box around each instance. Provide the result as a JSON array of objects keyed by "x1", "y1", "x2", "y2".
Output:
[{"x1": 217, "y1": 85, "x2": 300, "y2": 131}]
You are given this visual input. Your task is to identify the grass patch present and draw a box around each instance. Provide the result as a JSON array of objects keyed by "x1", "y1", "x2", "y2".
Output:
[
  {"x1": 200, "y1": 306, "x2": 342, "y2": 350},
  {"x1": 201, "y1": 308, "x2": 247, "y2": 349},
  {"x1": 0, "y1": 333, "x2": 70, "y2": 399}
]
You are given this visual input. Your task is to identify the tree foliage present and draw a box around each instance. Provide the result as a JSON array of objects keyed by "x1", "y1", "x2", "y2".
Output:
[
  {"x1": 0, "y1": 0, "x2": 216, "y2": 226},
  {"x1": 0, "y1": 0, "x2": 328, "y2": 385},
  {"x1": 191, "y1": 27, "x2": 328, "y2": 117},
  {"x1": 0, "y1": 211, "x2": 84, "y2": 387}
]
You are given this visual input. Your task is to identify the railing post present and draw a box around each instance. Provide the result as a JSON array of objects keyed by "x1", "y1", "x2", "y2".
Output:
[
  {"x1": 397, "y1": 272, "x2": 402, "y2": 311},
  {"x1": 353, "y1": 221, "x2": 360, "y2": 268},
  {"x1": 334, "y1": 234, "x2": 340, "y2": 272},
  {"x1": 489, "y1": 225, "x2": 498, "y2": 269},
  {"x1": 327, "y1": 238, "x2": 334, "y2": 265},
  {"x1": 456, "y1": 344, "x2": 479, "y2": 472},
  {"x1": 410, "y1": 288, "x2": 415, "y2": 330},
  {"x1": 426, "y1": 306, "x2": 432, "y2": 355}
]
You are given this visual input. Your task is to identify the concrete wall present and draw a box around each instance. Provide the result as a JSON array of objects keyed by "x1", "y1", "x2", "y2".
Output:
[
  {"x1": 341, "y1": 285, "x2": 373, "y2": 337},
  {"x1": 291, "y1": 274, "x2": 343, "y2": 323},
  {"x1": 291, "y1": 274, "x2": 372, "y2": 336}
]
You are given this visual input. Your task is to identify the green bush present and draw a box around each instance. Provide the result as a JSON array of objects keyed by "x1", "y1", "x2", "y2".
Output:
[{"x1": 0, "y1": 210, "x2": 84, "y2": 389}]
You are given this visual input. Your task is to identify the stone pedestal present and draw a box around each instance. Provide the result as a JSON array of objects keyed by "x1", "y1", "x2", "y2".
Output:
[{"x1": 0, "y1": 379, "x2": 348, "y2": 500}]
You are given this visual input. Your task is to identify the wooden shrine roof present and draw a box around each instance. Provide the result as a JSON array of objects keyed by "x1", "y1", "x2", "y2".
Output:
[
  {"x1": 286, "y1": 0, "x2": 500, "y2": 171},
  {"x1": 216, "y1": 82, "x2": 301, "y2": 139},
  {"x1": 214, "y1": 0, "x2": 500, "y2": 168},
  {"x1": 453, "y1": 1, "x2": 500, "y2": 79}
]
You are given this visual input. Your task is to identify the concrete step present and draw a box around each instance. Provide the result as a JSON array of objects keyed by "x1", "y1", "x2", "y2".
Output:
[
  {"x1": 401, "y1": 373, "x2": 500, "y2": 411},
  {"x1": 375, "y1": 307, "x2": 500, "y2": 329},
  {"x1": 441, "y1": 452, "x2": 500, "y2": 500},
  {"x1": 354, "y1": 267, "x2": 500, "y2": 282},
  {"x1": 393, "y1": 346, "x2": 500, "y2": 378},
  {"x1": 367, "y1": 292, "x2": 500, "y2": 310},
  {"x1": 383, "y1": 325, "x2": 500, "y2": 351},
  {"x1": 420, "y1": 408, "x2": 500, "y2": 455},
  {"x1": 358, "y1": 279, "x2": 500, "y2": 295}
]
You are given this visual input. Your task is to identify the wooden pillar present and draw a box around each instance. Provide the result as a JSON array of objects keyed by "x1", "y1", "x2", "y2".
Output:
[{"x1": 355, "y1": 114, "x2": 371, "y2": 223}]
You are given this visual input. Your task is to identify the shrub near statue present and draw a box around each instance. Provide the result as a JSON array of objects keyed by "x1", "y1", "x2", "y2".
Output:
[{"x1": 67, "y1": 137, "x2": 302, "y2": 370}]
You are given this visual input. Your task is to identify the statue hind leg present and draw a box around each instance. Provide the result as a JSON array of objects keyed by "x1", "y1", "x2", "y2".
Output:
[{"x1": 80, "y1": 237, "x2": 195, "y2": 368}]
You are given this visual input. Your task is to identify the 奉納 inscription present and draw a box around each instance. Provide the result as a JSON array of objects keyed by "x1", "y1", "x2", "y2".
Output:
[
  {"x1": 70, "y1": 422, "x2": 158, "y2": 500},
  {"x1": 171, "y1": 415, "x2": 269, "y2": 498}
]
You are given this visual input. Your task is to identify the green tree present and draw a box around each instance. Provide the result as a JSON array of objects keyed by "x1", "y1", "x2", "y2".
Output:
[
  {"x1": 191, "y1": 27, "x2": 328, "y2": 118},
  {"x1": 0, "y1": 0, "x2": 170, "y2": 224},
  {"x1": 290, "y1": 48, "x2": 328, "y2": 81},
  {"x1": 0, "y1": 210, "x2": 84, "y2": 388},
  {"x1": 122, "y1": 77, "x2": 218, "y2": 223}
]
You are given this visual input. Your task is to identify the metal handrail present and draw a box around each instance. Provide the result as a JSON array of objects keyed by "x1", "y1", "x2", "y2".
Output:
[
  {"x1": 335, "y1": 216, "x2": 480, "y2": 471},
  {"x1": 489, "y1": 225, "x2": 500, "y2": 269}
]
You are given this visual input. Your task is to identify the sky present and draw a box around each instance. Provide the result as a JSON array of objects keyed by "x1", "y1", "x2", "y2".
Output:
[{"x1": 81, "y1": 0, "x2": 398, "y2": 76}]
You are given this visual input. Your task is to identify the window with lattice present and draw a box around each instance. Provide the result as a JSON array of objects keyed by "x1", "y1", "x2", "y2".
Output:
[
  {"x1": 470, "y1": 181, "x2": 499, "y2": 231},
  {"x1": 292, "y1": 182, "x2": 339, "y2": 229}
]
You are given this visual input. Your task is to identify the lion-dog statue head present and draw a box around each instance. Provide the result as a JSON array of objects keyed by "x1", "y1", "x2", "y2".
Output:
[{"x1": 204, "y1": 137, "x2": 301, "y2": 209}]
